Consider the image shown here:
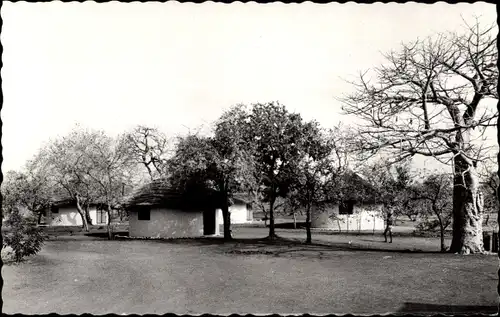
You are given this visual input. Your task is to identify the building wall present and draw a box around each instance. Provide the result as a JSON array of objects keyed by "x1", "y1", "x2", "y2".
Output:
[
  {"x1": 215, "y1": 203, "x2": 252, "y2": 225},
  {"x1": 214, "y1": 209, "x2": 223, "y2": 236},
  {"x1": 47, "y1": 206, "x2": 108, "y2": 226},
  {"x1": 230, "y1": 202, "x2": 253, "y2": 224},
  {"x1": 311, "y1": 204, "x2": 385, "y2": 231},
  {"x1": 129, "y1": 208, "x2": 204, "y2": 238}
]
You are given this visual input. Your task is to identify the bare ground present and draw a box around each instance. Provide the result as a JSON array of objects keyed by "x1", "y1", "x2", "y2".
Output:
[{"x1": 2, "y1": 227, "x2": 497, "y2": 315}]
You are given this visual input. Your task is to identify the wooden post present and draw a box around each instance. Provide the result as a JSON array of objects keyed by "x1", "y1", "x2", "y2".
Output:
[
  {"x1": 483, "y1": 232, "x2": 492, "y2": 252},
  {"x1": 373, "y1": 214, "x2": 376, "y2": 235},
  {"x1": 346, "y1": 214, "x2": 349, "y2": 232},
  {"x1": 493, "y1": 231, "x2": 499, "y2": 253}
]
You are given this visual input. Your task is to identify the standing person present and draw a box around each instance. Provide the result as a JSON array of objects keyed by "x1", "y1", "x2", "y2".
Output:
[{"x1": 384, "y1": 211, "x2": 394, "y2": 243}]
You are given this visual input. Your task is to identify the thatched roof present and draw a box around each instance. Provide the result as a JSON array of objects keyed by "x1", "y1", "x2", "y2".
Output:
[
  {"x1": 124, "y1": 179, "x2": 222, "y2": 211},
  {"x1": 338, "y1": 171, "x2": 380, "y2": 204},
  {"x1": 231, "y1": 192, "x2": 254, "y2": 205}
]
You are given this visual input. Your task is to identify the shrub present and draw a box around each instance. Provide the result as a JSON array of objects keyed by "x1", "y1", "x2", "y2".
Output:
[
  {"x1": 1, "y1": 246, "x2": 15, "y2": 262},
  {"x1": 2, "y1": 208, "x2": 45, "y2": 262},
  {"x1": 416, "y1": 219, "x2": 440, "y2": 232}
]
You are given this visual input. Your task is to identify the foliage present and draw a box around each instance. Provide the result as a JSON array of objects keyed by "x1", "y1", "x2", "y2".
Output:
[
  {"x1": 167, "y1": 105, "x2": 255, "y2": 240},
  {"x1": 358, "y1": 159, "x2": 415, "y2": 217},
  {"x1": 287, "y1": 122, "x2": 337, "y2": 243},
  {"x1": 1, "y1": 167, "x2": 52, "y2": 221},
  {"x1": 478, "y1": 160, "x2": 498, "y2": 214},
  {"x1": 31, "y1": 127, "x2": 137, "y2": 231},
  {"x1": 413, "y1": 173, "x2": 453, "y2": 251},
  {"x1": 239, "y1": 102, "x2": 311, "y2": 238},
  {"x1": 2, "y1": 207, "x2": 45, "y2": 263}
]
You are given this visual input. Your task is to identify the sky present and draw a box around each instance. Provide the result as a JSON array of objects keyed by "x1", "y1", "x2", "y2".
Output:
[{"x1": 1, "y1": 2, "x2": 497, "y2": 173}]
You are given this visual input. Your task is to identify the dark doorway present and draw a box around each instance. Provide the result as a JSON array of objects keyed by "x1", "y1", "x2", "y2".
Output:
[{"x1": 203, "y1": 209, "x2": 216, "y2": 235}]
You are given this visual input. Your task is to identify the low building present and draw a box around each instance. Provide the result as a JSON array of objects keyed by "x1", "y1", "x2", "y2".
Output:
[
  {"x1": 215, "y1": 193, "x2": 254, "y2": 225},
  {"x1": 311, "y1": 171, "x2": 385, "y2": 232},
  {"x1": 38, "y1": 196, "x2": 108, "y2": 226},
  {"x1": 125, "y1": 180, "x2": 223, "y2": 238},
  {"x1": 311, "y1": 201, "x2": 385, "y2": 232}
]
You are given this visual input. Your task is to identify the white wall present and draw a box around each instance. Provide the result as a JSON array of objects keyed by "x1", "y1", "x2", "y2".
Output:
[
  {"x1": 231, "y1": 202, "x2": 252, "y2": 224},
  {"x1": 129, "y1": 208, "x2": 204, "y2": 238},
  {"x1": 216, "y1": 202, "x2": 252, "y2": 225},
  {"x1": 215, "y1": 209, "x2": 222, "y2": 236},
  {"x1": 88, "y1": 208, "x2": 108, "y2": 225},
  {"x1": 47, "y1": 206, "x2": 107, "y2": 226},
  {"x1": 311, "y1": 204, "x2": 385, "y2": 231}
]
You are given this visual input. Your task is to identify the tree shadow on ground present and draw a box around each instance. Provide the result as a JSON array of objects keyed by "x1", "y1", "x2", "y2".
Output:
[
  {"x1": 126, "y1": 235, "x2": 449, "y2": 256},
  {"x1": 397, "y1": 302, "x2": 497, "y2": 314}
]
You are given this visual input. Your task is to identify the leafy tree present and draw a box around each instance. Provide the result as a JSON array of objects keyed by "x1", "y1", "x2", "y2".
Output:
[
  {"x1": 241, "y1": 102, "x2": 309, "y2": 239},
  {"x1": 168, "y1": 106, "x2": 254, "y2": 240},
  {"x1": 288, "y1": 122, "x2": 336, "y2": 244},
  {"x1": 123, "y1": 125, "x2": 171, "y2": 180},
  {"x1": 2, "y1": 207, "x2": 45, "y2": 263},
  {"x1": 358, "y1": 159, "x2": 415, "y2": 221},
  {"x1": 35, "y1": 127, "x2": 137, "y2": 232},
  {"x1": 413, "y1": 173, "x2": 454, "y2": 252},
  {"x1": 477, "y1": 161, "x2": 498, "y2": 226},
  {"x1": 341, "y1": 20, "x2": 497, "y2": 254},
  {"x1": 38, "y1": 129, "x2": 103, "y2": 231},
  {"x1": 78, "y1": 133, "x2": 136, "y2": 239},
  {"x1": 1, "y1": 165, "x2": 52, "y2": 223}
]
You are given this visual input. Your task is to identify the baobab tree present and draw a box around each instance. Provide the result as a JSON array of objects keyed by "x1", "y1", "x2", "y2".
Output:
[{"x1": 341, "y1": 20, "x2": 498, "y2": 254}]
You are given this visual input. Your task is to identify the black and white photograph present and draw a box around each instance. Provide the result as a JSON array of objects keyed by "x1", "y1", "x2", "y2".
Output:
[{"x1": 1, "y1": 1, "x2": 498, "y2": 315}]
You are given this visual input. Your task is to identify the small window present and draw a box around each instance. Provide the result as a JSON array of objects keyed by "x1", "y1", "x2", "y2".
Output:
[
  {"x1": 97, "y1": 208, "x2": 106, "y2": 224},
  {"x1": 246, "y1": 204, "x2": 253, "y2": 221},
  {"x1": 138, "y1": 208, "x2": 151, "y2": 221},
  {"x1": 51, "y1": 206, "x2": 59, "y2": 214},
  {"x1": 339, "y1": 201, "x2": 354, "y2": 215}
]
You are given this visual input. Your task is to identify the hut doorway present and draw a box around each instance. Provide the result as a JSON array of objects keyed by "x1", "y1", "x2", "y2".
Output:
[{"x1": 203, "y1": 209, "x2": 216, "y2": 235}]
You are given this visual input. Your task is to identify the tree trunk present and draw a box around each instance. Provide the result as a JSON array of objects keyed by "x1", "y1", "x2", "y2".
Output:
[
  {"x1": 84, "y1": 203, "x2": 93, "y2": 226},
  {"x1": 370, "y1": 215, "x2": 373, "y2": 235},
  {"x1": 106, "y1": 203, "x2": 113, "y2": 240},
  {"x1": 293, "y1": 212, "x2": 297, "y2": 229},
  {"x1": 440, "y1": 224, "x2": 446, "y2": 252},
  {"x1": 305, "y1": 204, "x2": 312, "y2": 244},
  {"x1": 346, "y1": 214, "x2": 349, "y2": 232},
  {"x1": 222, "y1": 196, "x2": 232, "y2": 241},
  {"x1": 268, "y1": 195, "x2": 277, "y2": 240},
  {"x1": 449, "y1": 156, "x2": 484, "y2": 254},
  {"x1": 75, "y1": 195, "x2": 89, "y2": 232},
  {"x1": 37, "y1": 212, "x2": 43, "y2": 225},
  {"x1": 434, "y1": 206, "x2": 447, "y2": 252}
]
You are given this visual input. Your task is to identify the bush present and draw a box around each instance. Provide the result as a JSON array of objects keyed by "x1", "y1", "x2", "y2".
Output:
[
  {"x1": 416, "y1": 219, "x2": 440, "y2": 232},
  {"x1": 1, "y1": 246, "x2": 15, "y2": 262},
  {"x1": 2, "y1": 208, "x2": 45, "y2": 262}
]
